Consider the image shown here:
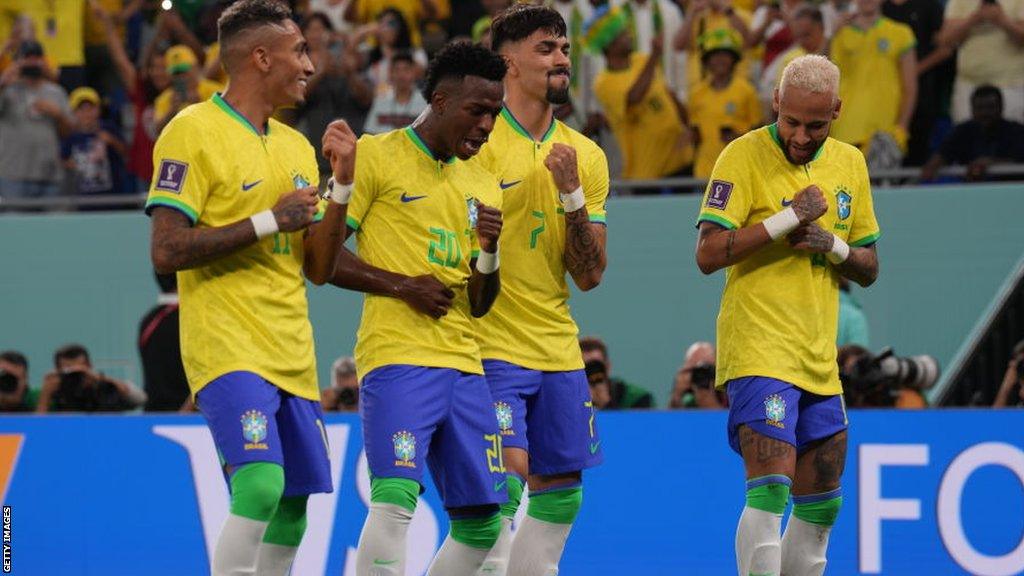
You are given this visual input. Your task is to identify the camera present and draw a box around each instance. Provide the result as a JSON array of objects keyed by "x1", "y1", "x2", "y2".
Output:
[
  {"x1": 55, "y1": 371, "x2": 123, "y2": 411},
  {"x1": 842, "y1": 347, "x2": 940, "y2": 406},
  {"x1": 690, "y1": 363, "x2": 716, "y2": 390},
  {"x1": 337, "y1": 386, "x2": 358, "y2": 408},
  {"x1": 0, "y1": 369, "x2": 18, "y2": 394}
]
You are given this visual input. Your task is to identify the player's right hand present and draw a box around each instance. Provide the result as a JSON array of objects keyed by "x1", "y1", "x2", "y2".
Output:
[
  {"x1": 790, "y1": 184, "x2": 827, "y2": 224},
  {"x1": 397, "y1": 274, "x2": 455, "y2": 319},
  {"x1": 272, "y1": 186, "x2": 320, "y2": 232}
]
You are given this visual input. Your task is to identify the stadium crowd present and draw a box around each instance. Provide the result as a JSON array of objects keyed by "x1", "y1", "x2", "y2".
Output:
[{"x1": 1, "y1": 0, "x2": 1024, "y2": 208}]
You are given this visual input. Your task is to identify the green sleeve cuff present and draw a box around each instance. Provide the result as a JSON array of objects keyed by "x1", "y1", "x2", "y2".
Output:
[
  {"x1": 589, "y1": 213, "x2": 607, "y2": 224},
  {"x1": 145, "y1": 197, "x2": 198, "y2": 224},
  {"x1": 471, "y1": 249, "x2": 481, "y2": 258},
  {"x1": 696, "y1": 212, "x2": 738, "y2": 230},
  {"x1": 850, "y1": 231, "x2": 881, "y2": 247},
  {"x1": 346, "y1": 215, "x2": 361, "y2": 231}
]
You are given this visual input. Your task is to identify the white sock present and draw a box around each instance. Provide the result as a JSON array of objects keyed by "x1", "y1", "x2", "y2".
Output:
[
  {"x1": 212, "y1": 514, "x2": 270, "y2": 576},
  {"x1": 506, "y1": 515, "x2": 572, "y2": 576},
  {"x1": 478, "y1": 516, "x2": 514, "y2": 576},
  {"x1": 355, "y1": 502, "x2": 415, "y2": 576},
  {"x1": 427, "y1": 534, "x2": 491, "y2": 575},
  {"x1": 781, "y1": 516, "x2": 831, "y2": 576},
  {"x1": 736, "y1": 506, "x2": 783, "y2": 576},
  {"x1": 255, "y1": 543, "x2": 298, "y2": 576}
]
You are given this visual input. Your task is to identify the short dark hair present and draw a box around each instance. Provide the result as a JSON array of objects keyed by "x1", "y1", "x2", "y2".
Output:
[
  {"x1": 421, "y1": 41, "x2": 507, "y2": 102},
  {"x1": 54, "y1": 344, "x2": 90, "y2": 369},
  {"x1": 0, "y1": 351, "x2": 27, "y2": 370},
  {"x1": 579, "y1": 336, "x2": 608, "y2": 360},
  {"x1": 585, "y1": 359, "x2": 609, "y2": 380},
  {"x1": 490, "y1": 3, "x2": 567, "y2": 54},
  {"x1": 792, "y1": 4, "x2": 824, "y2": 24},
  {"x1": 972, "y1": 84, "x2": 1003, "y2": 106},
  {"x1": 391, "y1": 50, "x2": 416, "y2": 67},
  {"x1": 218, "y1": 0, "x2": 293, "y2": 47}
]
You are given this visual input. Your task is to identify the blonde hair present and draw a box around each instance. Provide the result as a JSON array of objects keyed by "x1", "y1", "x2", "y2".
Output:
[{"x1": 779, "y1": 54, "x2": 839, "y2": 101}]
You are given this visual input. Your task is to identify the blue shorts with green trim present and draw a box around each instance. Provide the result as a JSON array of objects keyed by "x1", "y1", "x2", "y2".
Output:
[{"x1": 726, "y1": 376, "x2": 847, "y2": 455}]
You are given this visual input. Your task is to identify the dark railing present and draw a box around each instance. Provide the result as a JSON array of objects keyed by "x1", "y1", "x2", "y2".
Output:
[{"x1": 3, "y1": 164, "x2": 1024, "y2": 211}]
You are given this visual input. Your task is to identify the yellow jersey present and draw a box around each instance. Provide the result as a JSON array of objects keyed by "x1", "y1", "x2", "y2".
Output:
[
  {"x1": 21, "y1": 0, "x2": 84, "y2": 66},
  {"x1": 696, "y1": 125, "x2": 880, "y2": 396},
  {"x1": 347, "y1": 127, "x2": 502, "y2": 379},
  {"x1": 593, "y1": 52, "x2": 691, "y2": 179},
  {"x1": 154, "y1": 78, "x2": 225, "y2": 125},
  {"x1": 473, "y1": 108, "x2": 609, "y2": 372},
  {"x1": 830, "y1": 18, "x2": 915, "y2": 145},
  {"x1": 687, "y1": 75, "x2": 762, "y2": 178},
  {"x1": 145, "y1": 94, "x2": 323, "y2": 400}
]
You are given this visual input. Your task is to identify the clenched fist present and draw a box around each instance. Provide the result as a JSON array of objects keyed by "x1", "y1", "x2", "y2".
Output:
[
  {"x1": 474, "y1": 202, "x2": 503, "y2": 254},
  {"x1": 790, "y1": 184, "x2": 827, "y2": 224},
  {"x1": 544, "y1": 143, "x2": 581, "y2": 194},
  {"x1": 322, "y1": 119, "x2": 357, "y2": 185}
]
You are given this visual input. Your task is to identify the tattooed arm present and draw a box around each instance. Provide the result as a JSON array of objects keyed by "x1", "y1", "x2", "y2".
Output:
[
  {"x1": 545, "y1": 143, "x2": 607, "y2": 291},
  {"x1": 696, "y1": 184, "x2": 827, "y2": 274},
  {"x1": 150, "y1": 187, "x2": 318, "y2": 274},
  {"x1": 787, "y1": 224, "x2": 879, "y2": 287}
]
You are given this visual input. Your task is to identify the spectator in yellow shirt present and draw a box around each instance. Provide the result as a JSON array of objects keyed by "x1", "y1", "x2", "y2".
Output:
[
  {"x1": 591, "y1": 6, "x2": 693, "y2": 184},
  {"x1": 344, "y1": 0, "x2": 438, "y2": 46},
  {"x1": 673, "y1": 0, "x2": 753, "y2": 94},
  {"x1": 153, "y1": 45, "x2": 223, "y2": 133},
  {"x1": 687, "y1": 29, "x2": 762, "y2": 178},
  {"x1": 830, "y1": 0, "x2": 917, "y2": 161}
]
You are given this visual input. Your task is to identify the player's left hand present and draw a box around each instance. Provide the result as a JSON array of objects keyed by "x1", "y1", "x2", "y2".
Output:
[
  {"x1": 474, "y1": 202, "x2": 503, "y2": 254},
  {"x1": 544, "y1": 143, "x2": 581, "y2": 194},
  {"x1": 786, "y1": 222, "x2": 834, "y2": 254},
  {"x1": 322, "y1": 119, "x2": 357, "y2": 184}
]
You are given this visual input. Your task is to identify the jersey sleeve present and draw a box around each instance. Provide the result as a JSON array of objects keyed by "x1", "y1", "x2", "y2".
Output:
[
  {"x1": 145, "y1": 115, "x2": 209, "y2": 224},
  {"x1": 347, "y1": 134, "x2": 380, "y2": 232},
  {"x1": 848, "y1": 155, "x2": 880, "y2": 247},
  {"x1": 581, "y1": 142, "x2": 610, "y2": 225},
  {"x1": 741, "y1": 85, "x2": 762, "y2": 131},
  {"x1": 696, "y1": 140, "x2": 754, "y2": 230},
  {"x1": 896, "y1": 22, "x2": 916, "y2": 55}
]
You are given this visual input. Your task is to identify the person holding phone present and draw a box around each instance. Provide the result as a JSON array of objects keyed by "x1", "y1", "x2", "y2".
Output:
[{"x1": 152, "y1": 44, "x2": 223, "y2": 133}]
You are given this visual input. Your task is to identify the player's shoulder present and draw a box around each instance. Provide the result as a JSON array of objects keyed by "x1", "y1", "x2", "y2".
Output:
[
  {"x1": 553, "y1": 121, "x2": 606, "y2": 163},
  {"x1": 269, "y1": 117, "x2": 315, "y2": 149},
  {"x1": 159, "y1": 100, "x2": 217, "y2": 144},
  {"x1": 880, "y1": 16, "x2": 914, "y2": 36},
  {"x1": 355, "y1": 127, "x2": 401, "y2": 158},
  {"x1": 824, "y1": 137, "x2": 868, "y2": 169},
  {"x1": 722, "y1": 125, "x2": 772, "y2": 160}
]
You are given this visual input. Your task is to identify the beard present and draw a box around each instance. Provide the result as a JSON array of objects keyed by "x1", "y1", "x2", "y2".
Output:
[{"x1": 546, "y1": 84, "x2": 571, "y2": 105}]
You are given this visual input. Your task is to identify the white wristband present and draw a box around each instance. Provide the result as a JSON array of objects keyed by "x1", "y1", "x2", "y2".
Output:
[
  {"x1": 324, "y1": 177, "x2": 353, "y2": 205},
  {"x1": 476, "y1": 250, "x2": 499, "y2": 274},
  {"x1": 762, "y1": 206, "x2": 800, "y2": 241},
  {"x1": 827, "y1": 235, "x2": 850, "y2": 264},
  {"x1": 250, "y1": 209, "x2": 279, "y2": 239},
  {"x1": 559, "y1": 186, "x2": 585, "y2": 213}
]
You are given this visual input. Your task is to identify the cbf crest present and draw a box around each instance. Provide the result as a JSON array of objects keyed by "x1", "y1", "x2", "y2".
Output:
[
  {"x1": 835, "y1": 187, "x2": 852, "y2": 220},
  {"x1": 241, "y1": 410, "x2": 269, "y2": 450},
  {"x1": 495, "y1": 402, "x2": 514, "y2": 436},
  {"x1": 764, "y1": 394, "x2": 787, "y2": 429},
  {"x1": 292, "y1": 173, "x2": 310, "y2": 189},
  {"x1": 393, "y1": 430, "x2": 417, "y2": 468}
]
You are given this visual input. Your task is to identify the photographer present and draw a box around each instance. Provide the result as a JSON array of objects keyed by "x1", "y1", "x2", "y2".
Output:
[
  {"x1": 670, "y1": 341, "x2": 727, "y2": 409},
  {"x1": 585, "y1": 359, "x2": 614, "y2": 410},
  {"x1": 36, "y1": 344, "x2": 146, "y2": 413},
  {"x1": 993, "y1": 340, "x2": 1024, "y2": 407},
  {"x1": 0, "y1": 351, "x2": 30, "y2": 411},
  {"x1": 580, "y1": 336, "x2": 654, "y2": 409},
  {"x1": 838, "y1": 344, "x2": 932, "y2": 408},
  {"x1": 321, "y1": 355, "x2": 359, "y2": 412}
]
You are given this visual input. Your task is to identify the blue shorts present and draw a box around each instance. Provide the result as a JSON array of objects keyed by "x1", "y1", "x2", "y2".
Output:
[
  {"x1": 360, "y1": 365, "x2": 507, "y2": 509},
  {"x1": 483, "y1": 360, "x2": 603, "y2": 476},
  {"x1": 726, "y1": 376, "x2": 848, "y2": 455},
  {"x1": 196, "y1": 371, "x2": 333, "y2": 496}
]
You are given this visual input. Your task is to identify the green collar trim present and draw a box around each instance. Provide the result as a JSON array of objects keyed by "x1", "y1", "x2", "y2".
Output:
[
  {"x1": 501, "y1": 107, "x2": 556, "y2": 143},
  {"x1": 767, "y1": 123, "x2": 824, "y2": 162},
  {"x1": 404, "y1": 127, "x2": 455, "y2": 164},
  {"x1": 212, "y1": 93, "x2": 267, "y2": 136}
]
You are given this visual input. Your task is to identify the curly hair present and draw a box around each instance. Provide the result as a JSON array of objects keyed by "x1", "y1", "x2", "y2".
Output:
[
  {"x1": 490, "y1": 3, "x2": 567, "y2": 54},
  {"x1": 422, "y1": 41, "x2": 507, "y2": 102}
]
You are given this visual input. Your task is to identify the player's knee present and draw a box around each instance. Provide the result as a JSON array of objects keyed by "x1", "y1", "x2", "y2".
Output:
[
  {"x1": 526, "y1": 483, "x2": 583, "y2": 525},
  {"x1": 230, "y1": 462, "x2": 285, "y2": 521},
  {"x1": 500, "y1": 473, "x2": 525, "y2": 519},
  {"x1": 792, "y1": 488, "x2": 842, "y2": 527},
  {"x1": 449, "y1": 506, "x2": 502, "y2": 549},
  {"x1": 370, "y1": 477, "x2": 420, "y2": 513},
  {"x1": 745, "y1": 475, "x2": 792, "y2": 515},
  {"x1": 262, "y1": 495, "x2": 308, "y2": 547}
]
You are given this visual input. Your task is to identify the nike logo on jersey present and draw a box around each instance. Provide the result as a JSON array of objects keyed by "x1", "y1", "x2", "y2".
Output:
[
  {"x1": 589, "y1": 441, "x2": 601, "y2": 454},
  {"x1": 400, "y1": 192, "x2": 427, "y2": 203},
  {"x1": 494, "y1": 479, "x2": 507, "y2": 492},
  {"x1": 373, "y1": 559, "x2": 398, "y2": 566},
  {"x1": 241, "y1": 179, "x2": 263, "y2": 192},
  {"x1": 499, "y1": 179, "x2": 522, "y2": 190},
  {"x1": 781, "y1": 198, "x2": 793, "y2": 207}
]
